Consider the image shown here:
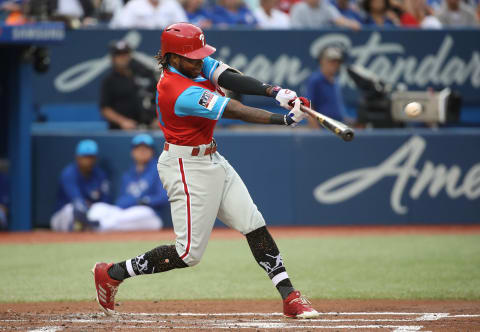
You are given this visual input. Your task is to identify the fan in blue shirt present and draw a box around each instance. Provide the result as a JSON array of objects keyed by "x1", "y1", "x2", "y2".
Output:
[
  {"x1": 362, "y1": 0, "x2": 398, "y2": 26},
  {"x1": 184, "y1": 0, "x2": 214, "y2": 28},
  {"x1": 306, "y1": 46, "x2": 349, "y2": 125},
  {"x1": 333, "y1": 0, "x2": 364, "y2": 23},
  {"x1": 210, "y1": 0, "x2": 257, "y2": 27}
]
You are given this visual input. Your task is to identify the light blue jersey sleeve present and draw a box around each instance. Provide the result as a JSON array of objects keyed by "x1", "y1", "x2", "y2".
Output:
[
  {"x1": 202, "y1": 56, "x2": 220, "y2": 83},
  {"x1": 175, "y1": 86, "x2": 230, "y2": 120}
]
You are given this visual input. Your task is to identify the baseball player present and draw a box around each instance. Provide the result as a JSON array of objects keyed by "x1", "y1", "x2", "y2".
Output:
[
  {"x1": 93, "y1": 23, "x2": 319, "y2": 319},
  {"x1": 86, "y1": 133, "x2": 167, "y2": 232},
  {"x1": 51, "y1": 139, "x2": 110, "y2": 232}
]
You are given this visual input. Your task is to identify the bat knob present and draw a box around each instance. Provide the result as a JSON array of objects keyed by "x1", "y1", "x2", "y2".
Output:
[{"x1": 342, "y1": 130, "x2": 355, "y2": 142}]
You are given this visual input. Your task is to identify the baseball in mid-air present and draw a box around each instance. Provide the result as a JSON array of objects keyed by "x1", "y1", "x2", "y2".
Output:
[{"x1": 404, "y1": 102, "x2": 423, "y2": 117}]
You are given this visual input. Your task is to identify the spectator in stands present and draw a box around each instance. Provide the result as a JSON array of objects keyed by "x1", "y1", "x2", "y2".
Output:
[
  {"x1": 210, "y1": 0, "x2": 257, "y2": 27},
  {"x1": 400, "y1": 0, "x2": 442, "y2": 28},
  {"x1": 110, "y1": 0, "x2": 187, "y2": 29},
  {"x1": 30, "y1": 0, "x2": 98, "y2": 28},
  {"x1": 1, "y1": 0, "x2": 27, "y2": 24},
  {"x1": 467, "y1": 0, "x2": 480, "y2": 21},
  {"x1": 86, "y1": 134, "x2": 166, "y2": 232},
  {"x1": 100, "y1": 40, "x2": 158, "y2": 130},
  {"x1": 254, "y1": 0, "x2": 291, "y2": 28},
  {"x1": 276, "y1": 0, "x2": 300, "y2": 13},
  {"x1": 362, "y1": 0, "x2": 400, "y2": 26},
  {"x1": 334, "y1": 0, "x2": 364, "y2": 23},
  {"x1": 182, "y1": 0, "x2": 213, "y2": 29},
  {"x1": 306, "y1": 46, "x2": 350, "y2": 128},
  {"x1": 96, "y1": 0, "x2": 123, "y2": 23},
  {"x1": 50, "y1": 139, "x2": 110, "y2": 232},
  {"x1": 469, "y1": 0, "x2": 480, "y2": 21},
  {"x1": 0, "y1": 172, "x2": 8, "y2": 230},
  {"x1": 56, "y1": 0, "x2": 96, "y2": 26},
  {"x1": 290, "y1": 0, "x2": 361, "y2": 29},
  {"x1": 435, "y1": 0, "x2": 479, "y2": 26}
]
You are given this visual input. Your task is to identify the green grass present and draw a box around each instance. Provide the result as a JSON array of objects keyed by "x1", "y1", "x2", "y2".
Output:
[{"x1": 1, "y1": 234, "x2": 479, "y2": 302}]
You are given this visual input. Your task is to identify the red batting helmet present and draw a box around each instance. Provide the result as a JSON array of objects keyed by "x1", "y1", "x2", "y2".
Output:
[{"x1": 161, "y1": 23, "x2": 216, "y2": 60}]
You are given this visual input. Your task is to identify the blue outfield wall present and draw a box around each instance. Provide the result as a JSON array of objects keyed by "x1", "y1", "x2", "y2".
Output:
[{"x1": 32, "y1": 129, "x2": 480, "y2": 228}]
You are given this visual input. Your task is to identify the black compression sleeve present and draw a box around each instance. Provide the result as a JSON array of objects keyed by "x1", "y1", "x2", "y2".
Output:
[
  {"x1": 270, "y1": 114, "x2": 286, "y2": 125},
  {"x1": 218, "y1": 69, "x2": 271, "y2": 96}
]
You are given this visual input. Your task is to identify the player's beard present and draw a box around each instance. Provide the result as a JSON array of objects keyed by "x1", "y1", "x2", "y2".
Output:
[{"x1": 178, "y1": 60, "x2": 202, "y2": 79}]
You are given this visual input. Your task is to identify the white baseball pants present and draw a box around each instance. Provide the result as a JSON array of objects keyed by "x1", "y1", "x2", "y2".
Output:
[{"x1": 157, "y1": 142, "x2": 266, "y2": 266}]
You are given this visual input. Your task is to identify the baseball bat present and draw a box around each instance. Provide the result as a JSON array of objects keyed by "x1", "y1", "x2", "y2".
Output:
[{"x1": 300, "y1": 105, "x2": 355, "y2": 142}]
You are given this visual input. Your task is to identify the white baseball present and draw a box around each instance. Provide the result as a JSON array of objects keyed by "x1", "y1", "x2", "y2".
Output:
[{"x1": 404, "y1": 102, "x2": 423, "y2": 117}]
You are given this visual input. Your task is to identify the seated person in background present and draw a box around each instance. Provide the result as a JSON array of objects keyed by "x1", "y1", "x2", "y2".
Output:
[
  {"x1": 290, "y1": 0, "x2": 361, "y2": 29},
  {"x1": 306, "y1": 46, "x2": 351, "y2": 128},
  {"x1": 86, "y1": 134, "x2": 166, "y2": 232},
  {"x1": 277, "y1": 0, "x2": 301, "y2": 13},
  {"x1": 182, "y1": 0, "x2": 213, "y2": 29},
  {"x1": 1, "y1": 0, "x2": 27, "y2": 25},
  {"x1": 210, "y1": 0, "x2": 257, "y2": 27},
  {"x1": 400, "y1": 0, "x2": 442, "y2": 28},
  {"x1": 51, "y1": 0, "x2": 97, "y2": 27},
  {"x1": 109, "y1": 0, "x2": 187, "y2": 29},
  {"x1": 435, "y1": 0, "x2": 479, "y2": 26},
  {"x1": 100, "y1": 40, "x2": 158, "y2": 130},
  {"x1": 362, "y1": 0, "x2": 400, "y2": 26},
  {"x1": 96, "y1": 0, "x2": 124, "y2": 23},
  {"x1": 0, "y1": 172, "x2": 8, "y2": 230},
  {"x1": 50, "y1": 139, "x2": 110, "y2": 232},
  {"x1": 466, "y1": 0, "x2": 480, "y2": 21},
  {"x1": 334, "y1": 0, "x2": 364, "y2": 23},
  {"x1": 254, "y1": 0, "x2": 291, "y2": 28}
]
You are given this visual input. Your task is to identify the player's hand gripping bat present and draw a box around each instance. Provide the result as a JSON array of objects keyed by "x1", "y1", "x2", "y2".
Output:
[{"x1": 299, "y1": 104, "x2": 355, "y2": 142}]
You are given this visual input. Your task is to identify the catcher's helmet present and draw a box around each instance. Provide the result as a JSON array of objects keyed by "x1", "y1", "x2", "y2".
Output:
[{"x1": 161, "y1": 23, "x2": 216, "y2": 59}]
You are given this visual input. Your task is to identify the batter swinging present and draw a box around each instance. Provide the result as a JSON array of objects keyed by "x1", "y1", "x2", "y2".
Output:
[{"x1": 93, "y1": 23, "x2": 319, "y2": 319}]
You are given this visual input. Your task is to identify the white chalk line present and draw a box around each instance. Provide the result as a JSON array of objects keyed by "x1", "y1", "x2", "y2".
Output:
[
  {"x1": 416, "y1": 313, "x2": 450, "y2": 321},
  {"x1": 27, "y1": 328, "x2": 63, "y2": 332},
  {"x1": 28, "y1": 328, "x2": 63, "y2": 332}
]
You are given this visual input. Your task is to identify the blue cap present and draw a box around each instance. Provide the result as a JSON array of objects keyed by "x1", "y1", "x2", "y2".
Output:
[
  {"x1": 132, "y1": 133, "x2": 154, "y2": 148},
  {"x1": 76, "y1": 139, "x2": 98, "y2": 156}
]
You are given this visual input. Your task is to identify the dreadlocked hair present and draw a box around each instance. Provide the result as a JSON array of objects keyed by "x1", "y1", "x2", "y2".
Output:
[{"x1": 154, "y1": 51, "x2": 170, "y2": 73}]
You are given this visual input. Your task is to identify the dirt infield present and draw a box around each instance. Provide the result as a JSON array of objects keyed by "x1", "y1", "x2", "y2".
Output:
[
  {"x1": 1, "y1": 300, "x2": 479, "y2": 331},
  {"x1": 2, "y1": 224, "x2": 480, "y2": 244},
  {"x1": 2, "y1": 226, "x2": 480, "y2": 331}
]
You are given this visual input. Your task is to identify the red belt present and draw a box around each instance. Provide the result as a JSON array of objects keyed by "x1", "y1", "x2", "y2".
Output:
[{"x1": 164, "y1": 142, "x2": 217, "y2": 156}]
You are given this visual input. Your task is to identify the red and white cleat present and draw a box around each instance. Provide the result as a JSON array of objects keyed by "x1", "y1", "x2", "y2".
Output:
[
  {"x1": 283, "y1": 290, "x2": 319, "y2": 319},
  {"x1": 92, "y1": 262, "x2": 122, "y2": 316}
]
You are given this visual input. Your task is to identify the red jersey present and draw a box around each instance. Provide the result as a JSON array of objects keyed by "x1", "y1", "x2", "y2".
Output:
[{"x1": 156, "y1": 64, "x2": 229, "y2": 146}]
